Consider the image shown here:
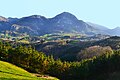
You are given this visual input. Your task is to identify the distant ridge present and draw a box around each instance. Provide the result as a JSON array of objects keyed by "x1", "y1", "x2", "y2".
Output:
[{"x1": 0, "y1": 12, "x2": 119, "y2": 36}]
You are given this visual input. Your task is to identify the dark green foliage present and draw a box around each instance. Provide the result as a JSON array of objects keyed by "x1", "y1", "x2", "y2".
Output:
[
  {"x1": 1, "y1": 41, "x2": 120, "y2": 80},
  {"x1": 0, "y1": 42, "x2": 11, "y2": 61},
  {"x1": 92, "y1": 36, "x2": 120, "y2": 50}
]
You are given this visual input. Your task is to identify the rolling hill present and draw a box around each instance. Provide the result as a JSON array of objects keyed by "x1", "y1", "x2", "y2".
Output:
[{"x1": 0, "y1": 61, "x2": 58, "y2": 80}]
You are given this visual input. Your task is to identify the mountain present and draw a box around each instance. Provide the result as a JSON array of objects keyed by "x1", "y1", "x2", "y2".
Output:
[
  {"x1": 0, "y1": 12, "x2": 96, "y2": 36},
  {"x1": 12, "y1": 12, "x2": 99, "y2": 35},
  {"x1": 0, "y1": 16, "x2": 8, "y2": 22},
  {"x1": 106, "y1": 27, "x2": 120, "y2": 36},
  {"x1": 87, "y1": 22, "x2": 109, "y2": 30},
  {"x1": 0, "y1": 12, "x2": 119, "y2": 36},
  {"x1": 87, "y1": 22, "x2": 120, "y2": 36},
  {"x1": 0, "y1": 16, "x2": 11, "y2": 31},
  {"x1": 11, "y1": 15, "x2": 48, "y2": 35},
  {"x1": 48, "y1": 12, "x2": 98, "y2": 35},
  {"x1": 8, "y1": 17, "x2": 19, "y2": 23}
]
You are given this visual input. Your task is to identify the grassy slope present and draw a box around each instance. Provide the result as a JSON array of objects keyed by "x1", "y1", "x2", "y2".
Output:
[{"x1": 0, "y1": 61, "x2": 53, "y2": 80}]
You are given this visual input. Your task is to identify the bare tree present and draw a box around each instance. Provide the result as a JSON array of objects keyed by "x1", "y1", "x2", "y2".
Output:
[{"x1": 77, "y1": 45, "x2": 113, "y2": 60}]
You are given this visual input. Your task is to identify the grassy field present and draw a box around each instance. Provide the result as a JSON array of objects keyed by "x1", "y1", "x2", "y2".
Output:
[{"x1": 0, "y1": 61, "x2": 58, "y2": 80}]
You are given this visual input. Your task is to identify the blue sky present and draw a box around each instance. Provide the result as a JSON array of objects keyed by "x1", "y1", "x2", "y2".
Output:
[{"x1": 0, "y1": 0, "x2": 120, "y2": 29}]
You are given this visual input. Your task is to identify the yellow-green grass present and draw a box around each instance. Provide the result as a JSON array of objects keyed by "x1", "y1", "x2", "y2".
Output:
[
  {"x1": 18, "y1": 40, "x2": 30, "y2": 44},
  {"x1": 0, "y1": 61, "x2": 47, "y2": 80}
]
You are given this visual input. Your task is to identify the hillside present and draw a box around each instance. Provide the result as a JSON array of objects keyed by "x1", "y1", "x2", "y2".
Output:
[
  {"x1": 1, "y1": 40, "x2": 120, "y2": 80},
  {"x1": 92, "y1": 36, "x2": 120, "y2": 50},
  {"x1": 0, "y1": 61, "x2": 57, "y2": 80}
]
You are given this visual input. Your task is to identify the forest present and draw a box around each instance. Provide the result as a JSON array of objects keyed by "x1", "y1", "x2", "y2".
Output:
[{"x1": 0, "y1": 40, "x2": 120, "y2": 80}]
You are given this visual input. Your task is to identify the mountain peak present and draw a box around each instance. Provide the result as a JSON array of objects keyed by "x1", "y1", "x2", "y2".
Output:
[
  {"x1": 54, "y1": 12, "x2": 78, "y2": 20},
  {"x1": 28, "y1": 15, "x2": 46, "y2": 19},
  {"x1": 114, "y1": 27, "x2": 120, "y2": 29},
  {"x1": 60, "y1": 12, "x2": 74, "y2": 15},
  {"x1": 21, "y1": 15, "x2": 47, "y2": 20}
]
